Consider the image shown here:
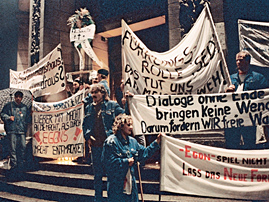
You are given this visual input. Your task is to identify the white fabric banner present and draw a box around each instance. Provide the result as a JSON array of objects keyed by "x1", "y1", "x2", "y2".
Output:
[
  {"x1": 122, "y1": 5, "x2": 231, "y2": 95},
  {"x1": 70, "y1": 24, "x2": 106, "y2": 69},
  {"x1": 160, "y1": 135, "x2": 269, "y2": 200},
  {"x1": 129, "y1": 89, "x2": 269, "y2": 135},
  {"x1": 32, "y1": 90, "x2": 85, "y2": 158},
  {"x1": 238, "y1": 19, "x2": 269, "y2": 67},
  {"x1": 10, "y1": 44, "x2": 66, "y2": 97},
  {"x1": 70, "y1": 24, "x2": 96, "y2": 42}
]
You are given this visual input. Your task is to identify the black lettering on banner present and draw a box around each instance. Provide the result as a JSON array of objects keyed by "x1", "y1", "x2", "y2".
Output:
[
  {"x1": 140, "y1": 119, "x2": 200, "y2": 134},
  {"x1": 33, "y1": 145, "x2": 49, "y2": 154},
  {"x1": 141, "y1": 121, "x2": 169, "y2": 133},
  {"x1": 201, "y1": 117, "x2": 221, "y2": 129},
  {"x1": 40, "y1": 61, "x2": 65, "y2": 90},
  {"x1": 125, "y1": 77, "x2": 139, "y2": 91},
  {"x1": 143, "y1": 76, "x2": 165, "y2": 90},
  {"x1": 198, "y1": 94, "x2": 227, "y2": 104},
  {"x1": 242, "y1": 158, "x2": 267, "y2": 165},
  {"x1": 232, "y1": 90, "x2": 265, "y2": 102},
  {"x1": 201, "y1": 105, "x2": 231, "y2": 117},
  {"x1": 146, "y1": 95, "x2": 194, "y2": 108},
  {"x1": 74, "y1": 93, "x2": 83, "y2": 105},
  {"x1": 122, "y1": 30, "x2": 131, "y2": 46},
  {"x1": 52, "y1": 143, "x2": 84, "y2": 155},
  {"x1": 194, "y1": 40, "x2": 216, "y2": 73},
  {"x1": 249, "y1": 112, "x2": 269, "y2": 125},
  {"x1": 236, "y1": 100, "x2": 269, "y2": 120},
  {"x1": 155, "y1": 108, "x2": 199, "y2": 122},
  {"x1": 141, "y1": 60, "x2": 182, "y2": 80},
  {"x1": 33, "y1": 103, "x2": 51, "y2": 112},
  {"x1": 205, "y1": 171, "x2": 220, "y2": 179},
  {"x1": 125, "y1": 64, "x2": 139, "y2": 80},
  {"x1": 66, "y1": 108, "x2": 82, "y2": 121},
  {"x1": 123, "y1": 30, "x2": 203, "y2": 68},
  {"x1": 201, "y1": 116, "x2": 244, "y2": 129},
  {"x1": 183, "y1": 46, "x2": 194, "y2": 64},
  {"x1": 59, "y1": 65, "x2": 65, "y2": 80},
  {"x1": 170, "y1": 80, "x2": 193, "y2": 95},
  {"x1": 53, "y1": 96, "x2": 82, "y2": 110},
  {"x1": 216, "y1": 155, "x2": 240, "y2": 164},
  {"x1": 182, "y1": 162, "x2": 202, "y2": 177}
]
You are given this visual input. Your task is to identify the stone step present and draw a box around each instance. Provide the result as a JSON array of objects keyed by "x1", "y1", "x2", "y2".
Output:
[
  {"x1": 0, "y1": 191, "x2": 55, "y2": 202},
  {"x1": 0, "y1": 174, "x2": 95, "y2": 201},
  {"x1": 0, "y1": 159, "x2": 248, "y2": 202},
  {"x1": 0, "y1": 159, "x2": 162, "y2": 201},
  {"x1": 34, "y1": 160, "x2": 161, "y2": 193},
  {"x1": 0, "y1": 173, "x2": 179, "y2": 202},
  {"x1": 25, "y1": 170, "x2": 159, "y2": 192}
]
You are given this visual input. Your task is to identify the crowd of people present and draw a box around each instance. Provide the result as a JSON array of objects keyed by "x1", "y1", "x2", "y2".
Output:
[
  {"x1": 81, "y1": 70, "x2": 163, "y2": 202},
  {"x1": 0, "y1": 50, "x2": 269, "y2": 201}
]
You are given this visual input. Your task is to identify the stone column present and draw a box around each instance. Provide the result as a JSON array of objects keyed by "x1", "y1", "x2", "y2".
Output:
[
  {"x1": 28, "y1": 0, "x2": 44, "y2": 66},
  {"x1": 168, "y1": 0, "x2": 183, "y2": 49}
]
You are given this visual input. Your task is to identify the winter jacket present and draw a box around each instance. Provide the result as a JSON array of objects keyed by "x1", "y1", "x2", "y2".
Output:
[
  {"x1": 1, "y1": 101, "x2": 31, "y2": 135},
  {"x1": 230, "y1": 70, "x2": 269, "y2": 91},
  {"x1": 82, "y1": 100, "x2": 125, "y2": 142},
  {"x1": 102, "y1": 132, "x2": 160, "y2": 202}
]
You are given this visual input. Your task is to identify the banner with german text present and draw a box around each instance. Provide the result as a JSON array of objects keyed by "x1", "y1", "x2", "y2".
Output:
[
  {"x1": 122, "y1": 4, "x2": 230, "y2": 95},
  {"x1": 10, "y1": 44, "x2": 66, "y2": 97},
  {"x1": 70, "y1": 24, "x2": 106, "y2": 69},
  {"x1": 32, "y1": 90, "x2": 84, "y2": 158},
  {"x1": 160, "y1": 135, "x2": 269, "y2": 200},
  {"x1": 238, "y1": 19, "x2": 269, "y2": 67},
  {"x1": 129, "y1": 89, "x2": 269, "y2": 135}
]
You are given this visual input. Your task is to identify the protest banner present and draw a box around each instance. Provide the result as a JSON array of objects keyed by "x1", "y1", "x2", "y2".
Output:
[
  {"x1": 70, "y1": 23, "x2": 106, "y2": 69},
  {"x1": 238, "y1": 19, "x2": 269, "y2": 67},
  {"x1": 160, "y1": 135, "x2": 269, "y2": 200},
  {"x1": 10, "y1": 44, "x2": 66, "y2": 97},
  {"x1": 129, "y1": 89, "x2": 269, "y2": 135},
  {"x1": 32, "y1": 90, "x2": 85, "y2": 158},
  {"x1": 122, "y1": 4, "x2": 231, "y2": 95}
]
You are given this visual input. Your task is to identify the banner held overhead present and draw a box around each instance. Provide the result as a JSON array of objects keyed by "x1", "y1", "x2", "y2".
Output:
[{"x1": 122, "y1": 4, "x2": 231, "y2": 95}]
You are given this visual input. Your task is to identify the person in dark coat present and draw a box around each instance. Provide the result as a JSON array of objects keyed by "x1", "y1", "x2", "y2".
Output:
[{"x1": 102, "y1": 114, "x2": 164, "y2": 202}]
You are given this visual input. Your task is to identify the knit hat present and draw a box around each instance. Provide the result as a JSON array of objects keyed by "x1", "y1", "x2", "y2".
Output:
[{"x1": 97, "y1": 68, "x2": 109, "y2": 76}]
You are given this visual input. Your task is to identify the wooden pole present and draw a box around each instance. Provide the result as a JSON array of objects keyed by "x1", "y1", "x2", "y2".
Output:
[{"x1": 137, "y1": 162, "x2": 144, "y2": 202}]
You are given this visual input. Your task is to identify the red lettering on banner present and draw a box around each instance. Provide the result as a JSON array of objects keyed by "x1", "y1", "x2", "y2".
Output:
[
  {"x1": 183, "y1": 145, "x2": 211, "y2": 161},
  {"x1": 185, "y1": 145, "x2": 191, "y2": 158},
  {"x1": 224, "y1": 168, "x2": 247, "y2": 181},
  {"x1": 42, "y1": 131, "x2": 68, "y2": 144},
  {"x1": 251, "y1": 169, "x2": 269, "y2": 182}
]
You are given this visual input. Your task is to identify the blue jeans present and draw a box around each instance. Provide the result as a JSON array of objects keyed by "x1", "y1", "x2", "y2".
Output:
[
  {"x1": 9, "y1": 133, "x2": 26, "y2": 169},
  {"x1": 91, "y1": 147, "x2": 104, "y2": 201}
]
